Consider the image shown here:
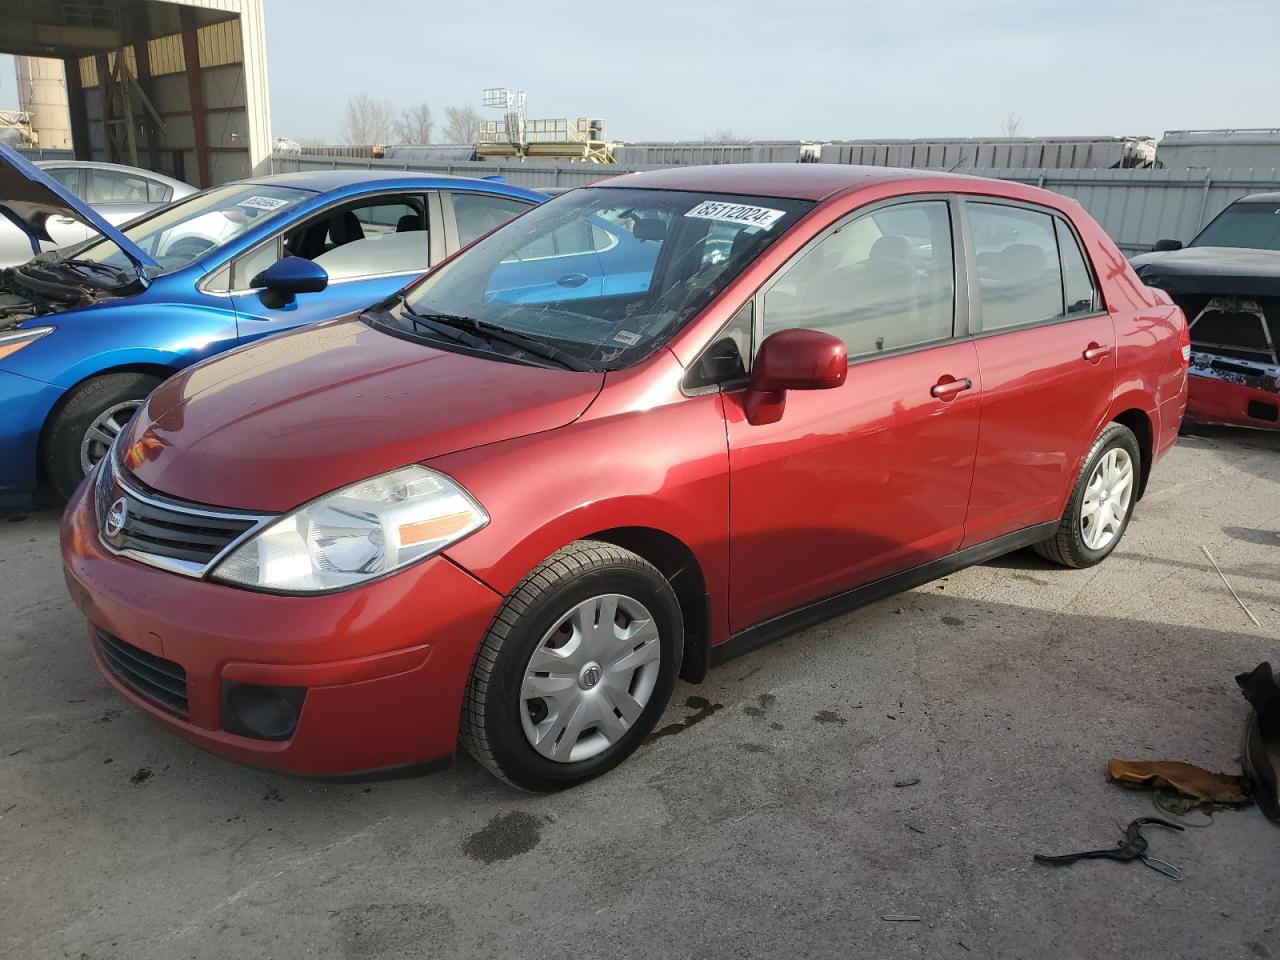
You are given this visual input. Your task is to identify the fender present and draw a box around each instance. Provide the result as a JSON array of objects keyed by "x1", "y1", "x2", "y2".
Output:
[{"x1": 435, "y1": 393, "x2": 733, "y2": 648}]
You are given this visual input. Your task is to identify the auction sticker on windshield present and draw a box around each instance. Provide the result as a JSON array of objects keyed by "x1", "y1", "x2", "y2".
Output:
[
  {"x1": 684, "y1": 201, "x2": 785, "y2": 230},
  {"x1": 239, "y1": 196, "x2": 290, "y2": 212}
]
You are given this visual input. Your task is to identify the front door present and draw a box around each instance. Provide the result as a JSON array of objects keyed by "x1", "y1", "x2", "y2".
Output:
[
  {"x1": 958, "y1": 200, "x2": 1116, "y2": 546},
  {"x1": 726, "y1": 198, "x2": 982, "y2": 632}
]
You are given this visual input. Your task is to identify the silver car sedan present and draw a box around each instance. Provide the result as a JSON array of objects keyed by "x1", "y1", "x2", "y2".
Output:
[{"x1": 0, "y1": 159, "x2": 194, "y2": 267}]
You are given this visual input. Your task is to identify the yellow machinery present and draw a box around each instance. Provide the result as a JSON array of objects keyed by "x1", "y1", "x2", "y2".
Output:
[{"x1": 475, "y1": 88, "x2": 613, "y2": 163}]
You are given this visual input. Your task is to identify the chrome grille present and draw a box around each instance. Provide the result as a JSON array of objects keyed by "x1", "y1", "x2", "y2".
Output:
[{"x1": 95, "y1": 459, "x2": 273, "y2": 578}]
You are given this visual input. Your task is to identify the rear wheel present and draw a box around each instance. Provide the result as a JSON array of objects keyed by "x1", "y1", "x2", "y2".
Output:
[
  {"x1": 1035, "y1": 422, "x2": 1141, "y2": 568},
  {"x1": 461, "y1": 541, "x2": 682, "y2": 791},
  {"x1": 43, "y1": 372, "x2": 162, "y2": 501}
]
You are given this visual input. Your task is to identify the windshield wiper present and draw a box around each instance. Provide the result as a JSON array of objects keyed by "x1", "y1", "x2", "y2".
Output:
[
  {"x1": 56, "y1": 258, "x2": 136, "y2": 282},
  {"x1": 399, "y1": 307, "x2": 592, "y2": 372}
]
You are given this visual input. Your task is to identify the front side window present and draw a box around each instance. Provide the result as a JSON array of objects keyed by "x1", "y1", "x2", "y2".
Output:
[
  {"x1": 44, "y1": 166, "x2": 82, "y2": 196},
  {"x1": 452, "y1": 193, "x2": 534, "y2": 247},
  {"x1": 389, "y1": 187, "x2": 813, "y2": 370},
  {"x1": 1190, "y1": 200, "x2": 1280, "y2": 251},
  {"x1": 969, "y1": 203, "x2": 1064, "y2": 331},
  {"x1": 762, "y1": 199, "x2": 955, "y2": 358},
  {"x1": 74, "y1": 182, "x2": 312, "y2": 274},
  {"x1": 230, "y1": 196, "x2": 429, "y2": 288}
]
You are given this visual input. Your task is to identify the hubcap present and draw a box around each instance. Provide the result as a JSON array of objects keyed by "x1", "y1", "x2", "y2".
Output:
[
  {"x1": 80, "y1": 400, "x2": 144, "y2": 476},
  {"x1": 520, "y1": 593, "x2": 661, "y2": 763},
  {"x1": 1080, "y1": 447, "x2": 1134, "y2": 551}
]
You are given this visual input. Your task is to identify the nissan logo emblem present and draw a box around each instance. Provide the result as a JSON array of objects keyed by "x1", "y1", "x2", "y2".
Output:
[{"x1": 104, "y1": 497, "x2": 128, "y2": 538}]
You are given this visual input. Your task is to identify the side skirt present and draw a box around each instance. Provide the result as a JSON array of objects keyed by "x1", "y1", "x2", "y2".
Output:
[{"x1": 710, "y1": 521, "x2": 1058, "y2": 668}]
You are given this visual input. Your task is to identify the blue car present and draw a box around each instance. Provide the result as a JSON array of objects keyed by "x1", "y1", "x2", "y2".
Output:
[{"x1": 0, "y1": 143, "x2": 543, "y2": 502}]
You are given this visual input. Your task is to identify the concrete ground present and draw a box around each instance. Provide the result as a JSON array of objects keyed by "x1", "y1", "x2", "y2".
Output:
[{"x1": 1, "y1": 427, "x2": 1277, "y2": 960}]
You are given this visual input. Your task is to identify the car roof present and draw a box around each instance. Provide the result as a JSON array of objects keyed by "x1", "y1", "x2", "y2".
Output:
[
  {"x1": 242, "y1": 168, "x2": 545, "y2": 199},
  {"x1": 1237, "y1": 192, "x2": 1280, "y2": 203},
  {"x1": 35, "y1": 158, "x2": 191, "y2": 190},
  {"x1": 591, "y1": 163, "x2": 983, "y2": 201}
]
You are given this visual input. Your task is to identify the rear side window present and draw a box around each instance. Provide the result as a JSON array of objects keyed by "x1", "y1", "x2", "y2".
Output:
[
  {"x1": 147, "y1": 180, "x2": 174, "y2": 204},
  {"x1": 762, "y1": 199, "x2": 955, "y2": 358},
  {"x1": 1056, "y1": 219, "x2": 1098, "y2": 314},
  {"x1": 87, "y1": 169, "x2": 151, "y2": 204},
  {"x1": 969, "y1": 204, "x2": 1062, "y2": 330},
  {"x1": 452, "y1": 193, "x2": 533, "y2": 247}
]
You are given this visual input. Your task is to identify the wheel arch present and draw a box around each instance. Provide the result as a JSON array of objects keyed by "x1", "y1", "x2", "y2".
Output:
[
  {"x1": 1109, "y1": 407, "x2": 1154, "y2": 499},
  {"x1": 581, "y1": 526, "x2": 711, "y2": 684},
  {"x1": 36, "y1": 362, "x2": 176, "y2": 479}
]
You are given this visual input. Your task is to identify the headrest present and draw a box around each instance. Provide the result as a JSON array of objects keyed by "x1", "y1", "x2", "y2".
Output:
[
  {"x1": 396, "y1": 213, "x2": 422, "y2": 232},
  {"x1": 329, "y1": 210, "x2": 364, "y2": 245},
  {"x1": 869, "y1": 234, "x2": 912, "y2": 262},
  {"x1": 633, "y1": 217, "x2": 667, "y2": 242},
  {"x1": 1001, "y1": 243, "x2": 1047, "y2": 274}
]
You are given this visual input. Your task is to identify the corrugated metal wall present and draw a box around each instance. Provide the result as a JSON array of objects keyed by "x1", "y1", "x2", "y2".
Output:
[{"x1": 270, "y1": 153, "x2": 1280, "y2": 254}]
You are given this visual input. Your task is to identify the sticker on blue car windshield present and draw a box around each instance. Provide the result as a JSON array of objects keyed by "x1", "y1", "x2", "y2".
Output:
[
  {"x1": 684, "y1": 200, "x2": 785, "y2": 230},
  {"x1": 238, "y1": 196, "x2": 290, "y2": 212}
]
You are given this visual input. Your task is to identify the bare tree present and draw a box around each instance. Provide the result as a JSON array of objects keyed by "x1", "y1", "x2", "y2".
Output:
[
  {"x1": 395, "y1": 103, "x2": 433, "y2": 145},
  {"x1": 339, "y1": 93, "x2": 397, "y2": 145},
  {"x1": 704, "y1": 128, "x2": 736, "y2": 143},
  {"x1": 1000, "y1": 110, "x2": 1024, "y2": 137},
  {"x1": 442, "y1": 105, "x2": 482, "y2": 144}
]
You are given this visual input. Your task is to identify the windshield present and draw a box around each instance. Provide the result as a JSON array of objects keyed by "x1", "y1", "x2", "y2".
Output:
[
  {"x1": 392, "y1": 187, "x2": 813, "y2": 369},
  {"x1": 72, "y1": 182, "x2": 312, "y2": 274},
  {"x1": 1190, "y1": 201, "x2": 1280, "y2": 251}
]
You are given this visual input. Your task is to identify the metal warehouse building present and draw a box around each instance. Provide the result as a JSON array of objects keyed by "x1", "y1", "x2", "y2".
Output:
[{"x1": 2, "y1": 0, "x2": 270, "y2": 186}]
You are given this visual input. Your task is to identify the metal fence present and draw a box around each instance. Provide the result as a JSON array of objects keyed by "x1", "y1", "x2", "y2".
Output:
[
  {"x1": 273, "y1": 153, "x2": 1280, "y2": 253},
  {"x1": 13, "y1": 145, "x2": 75, "y2": 161}
]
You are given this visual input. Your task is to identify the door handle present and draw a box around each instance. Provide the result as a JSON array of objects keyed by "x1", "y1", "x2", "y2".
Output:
[
  {"x1": 556, "y1": 273, "x2": 589, "y2": 288},
  {"x1": 54, "y1": 215, "x2": 78, "y2": 224},
  {"x1": 1083, "y1": 343, "x2": 1111, "y2": 362},
  {"x1": 930, "y1": 377, "x2": 973, "y2": 400}
]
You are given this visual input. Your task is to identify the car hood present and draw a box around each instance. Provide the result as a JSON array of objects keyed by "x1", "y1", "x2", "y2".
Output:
[
  {"x1": 121, "y1": 316, "x2": 606, "y2": 511},
  {"x1": 1131, "y1": 245, "x2": 1280, "y2": 297},
  {"x1": 0, "y1": 142, "x2": 158, "y2": 274}
]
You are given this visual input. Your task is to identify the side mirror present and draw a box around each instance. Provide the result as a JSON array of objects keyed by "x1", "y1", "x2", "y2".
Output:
[
  {"x1": 744, "y1": 329, "x2": 847, "y2": 425},
  {"x1": 1152, "y1": 238, "x2": 1183, "y2": 252},
  {"x1": 251, "y1": 256, "x2": 328, "y2": 307}
]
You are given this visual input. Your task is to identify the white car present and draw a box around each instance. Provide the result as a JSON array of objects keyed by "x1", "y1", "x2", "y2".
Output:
[{"x1": 0, "y1": 159, "x2": 194, "y2": 267}]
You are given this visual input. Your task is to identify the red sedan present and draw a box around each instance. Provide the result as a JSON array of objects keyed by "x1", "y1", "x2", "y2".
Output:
[{"x1": 61, "y1": 165, "x2": 1189, "y2": 790}]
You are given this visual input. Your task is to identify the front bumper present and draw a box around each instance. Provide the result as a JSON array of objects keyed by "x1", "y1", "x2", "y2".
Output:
[
  {"x1": 0, "y1": 367, "x2": 63, "y2": 501},
  {"x1": 61, "y1": 475, "x2": 503, "y2": 775}
]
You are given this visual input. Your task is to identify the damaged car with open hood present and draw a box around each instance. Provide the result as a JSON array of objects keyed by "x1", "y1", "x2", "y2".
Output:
[
  {"x1": 1131, "y1": 192, "x2": 1280, "y2": 431},
  {"x1": 0, "y1": 143, "x2": 544, "y2": 503}
]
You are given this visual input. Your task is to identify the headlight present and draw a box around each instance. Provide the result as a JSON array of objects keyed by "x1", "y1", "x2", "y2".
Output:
[
  {"x1": 210, "y1": 465, "x2": 488, "y2": 593},
  {"x1": 0, "y1": 326, "x2": 54, "y2": 362}
]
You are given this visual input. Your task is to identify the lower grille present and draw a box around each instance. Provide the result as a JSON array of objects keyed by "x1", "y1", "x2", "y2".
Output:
[{"x1": 96, "y1": 629, "x2": 189, "y2": 717}]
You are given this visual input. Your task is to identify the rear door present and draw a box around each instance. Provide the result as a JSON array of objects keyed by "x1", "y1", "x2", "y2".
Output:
[
  {"x1": 222, "y1": 191, "x2": 440, "y2": 344},
  {"x1": 724, "y1": 197, "x2": 982, "y2": 631},
  {"x1": 959, "y1": 199, "x2": 1115, "y2": 546}
]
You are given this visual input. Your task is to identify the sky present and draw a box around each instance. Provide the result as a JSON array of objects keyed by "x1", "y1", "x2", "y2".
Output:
[{"x1": 3, "y1": 0, "x2": 1278, "y2": 143}]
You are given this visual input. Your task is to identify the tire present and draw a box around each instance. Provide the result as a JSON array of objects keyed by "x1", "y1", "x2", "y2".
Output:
[
  {"x1": 42, "y1": 372, "x2": 162, "y2": 501},
  {"x1": 461, "y1": 540, "x2": 683, "y2": 791},
  {"x1": 1034, "y1": 422, "x2": 1141, "y2": 568}
]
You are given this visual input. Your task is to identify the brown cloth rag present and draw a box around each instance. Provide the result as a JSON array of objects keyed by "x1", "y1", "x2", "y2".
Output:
[{"x1": 1107, "y1": 759, "x2": 1253, "y2": 806}]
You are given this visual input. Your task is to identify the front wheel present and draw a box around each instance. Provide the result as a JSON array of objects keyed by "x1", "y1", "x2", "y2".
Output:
[
  {"x1": 43, "y1": 372, "x2": 162, "y2": 501},
  {"x1": 1035, "y1": 422, "x2": 1141, "y2": 568},
  {"x1": 460, "y1": 541, "x2": 683, "y2": 791}
]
